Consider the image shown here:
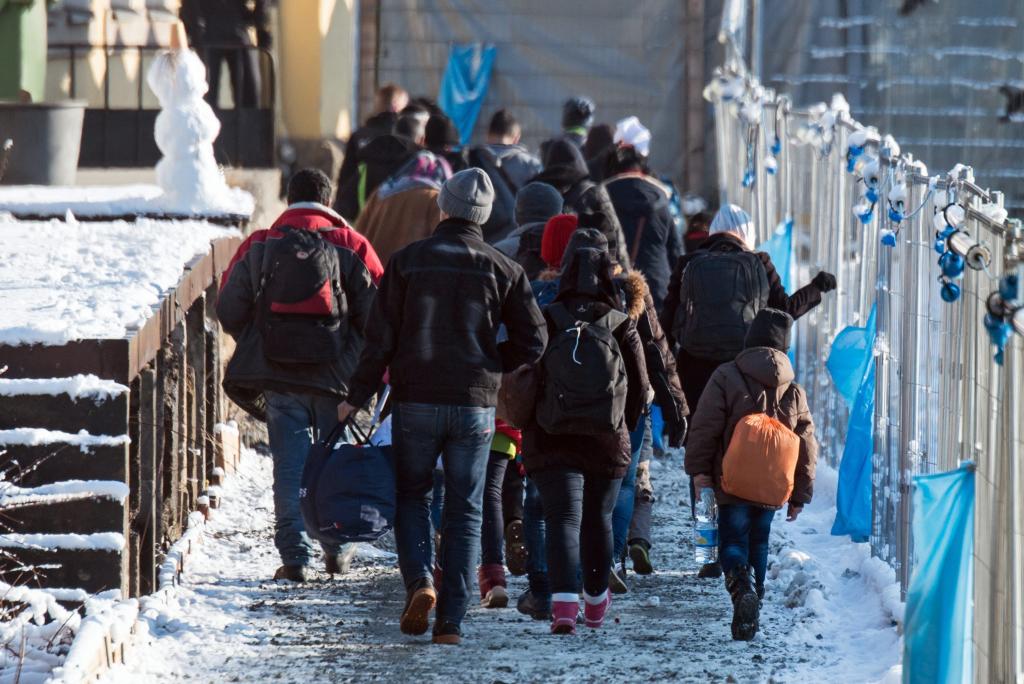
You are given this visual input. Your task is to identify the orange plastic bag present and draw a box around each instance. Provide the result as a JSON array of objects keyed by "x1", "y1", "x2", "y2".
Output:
[{"x1": 721, "y1": 413, "x2": 800, "y2": 507}]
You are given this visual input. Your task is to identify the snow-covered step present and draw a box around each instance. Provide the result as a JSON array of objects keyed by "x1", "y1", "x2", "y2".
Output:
[
  {"x1": 0, "y1": 428, "x2": 130, "y2": 486},
  {"x1": 0, "y1": 480, "x2": 128, "y2": 535},
  {"x1": 0, "y1": 375, "x2": 128, "y2": 434},
  {"x1": 0, "y1": 533, "x2": 128, "y2": 594}
]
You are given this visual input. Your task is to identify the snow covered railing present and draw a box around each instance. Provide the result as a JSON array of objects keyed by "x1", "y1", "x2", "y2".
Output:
[{"x1": 0, "y1": 216, "x2": 243, "y2": 599}]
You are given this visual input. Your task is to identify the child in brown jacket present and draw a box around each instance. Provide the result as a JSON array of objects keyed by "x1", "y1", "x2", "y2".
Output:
[{"x1": 684, "y1": 308, "x2": 818, "y2": 641}]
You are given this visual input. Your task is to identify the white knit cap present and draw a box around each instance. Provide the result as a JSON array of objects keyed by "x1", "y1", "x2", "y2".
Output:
[
  {"x1": 710, "y1": 203, "x2": 754, "y2": 247},
  {"x1": 613, "y1": 116, "x2": 651, "y2": 157}
]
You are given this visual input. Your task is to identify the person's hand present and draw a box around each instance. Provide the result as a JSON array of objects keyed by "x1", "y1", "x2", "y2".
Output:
[
  {"x1": 787, "y1": 503, "x2": 803, "y2": 521},
  {"x1": 812, "y1": 271, "x2": 837, "y2": 293},
  {"x1": 337, "y1": 401, "x2": 357, "y2": 424},
  {"x1": 668, "y1": 415, "x2": 688, "y2": 448},
  {"x1": 692, "y1": 473, "x2": 713, "y2": 491}
]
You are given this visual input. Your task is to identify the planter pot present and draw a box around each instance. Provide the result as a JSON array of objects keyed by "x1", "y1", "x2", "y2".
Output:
[{"x1": 0, "y1": 101, "x2": 86, "y2": 186}]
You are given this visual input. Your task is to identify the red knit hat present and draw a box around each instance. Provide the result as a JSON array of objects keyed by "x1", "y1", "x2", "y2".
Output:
[{"x1": 540, "y1": 214, "x2": 579, "y2": 268}]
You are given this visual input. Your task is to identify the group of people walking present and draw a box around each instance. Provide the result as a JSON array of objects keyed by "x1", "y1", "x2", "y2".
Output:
[{"x1": 217, "y1": 85, "x2": 835, "y2": 645}]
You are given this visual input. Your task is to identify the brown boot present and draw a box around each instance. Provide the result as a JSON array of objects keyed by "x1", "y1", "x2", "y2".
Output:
[
  {"x1": 273, "y1": 565, "x2": 307, "y2": 582},
  {"x1": 400, "y1": 578, "x2": 437, "y2": 636}
]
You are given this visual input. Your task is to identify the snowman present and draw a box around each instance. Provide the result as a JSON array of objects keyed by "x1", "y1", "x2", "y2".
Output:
[{"x1": 146, "y1": 26, "x2": 236, "y2": 214}]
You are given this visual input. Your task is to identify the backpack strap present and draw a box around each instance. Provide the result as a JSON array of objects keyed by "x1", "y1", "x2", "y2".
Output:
[
  {"x1": 546, "y1": 302, "x2": 579, "y2": 331},
  {"x1": 592, "y1": 308, "x2": 629, "y2": 332}
]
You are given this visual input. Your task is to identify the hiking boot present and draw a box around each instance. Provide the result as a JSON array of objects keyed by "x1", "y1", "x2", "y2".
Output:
[
  {"x1": 400, "y1": 578, "x2": 437, "y2": 636},
  {"x1": 583, "y1": 590, "x2": 611, "y2": 629},
  {"x1": 697, "y1": 561, "x2": 723, "y2": 578},
  {"x1": 628, "y1": 541, "x2": 654, "y2": 575},
  {"x1": 608, "y1": 565, "x2": 628, "y2": 594},
  {"x1": 477, "y1": 564, "x2": 508, "y2": 609},
  {"x1": 516, "y1": 589, "x2": 551, "y2": 621},
  {"x1": 273, "y1": 565, "x2": 307, "y2": 582},
  {"x1": 550, "y1": 599, "x2": 578, "y2": 635},
  {"x1": 432, "y1": 621, "x2": 462, "y2": 645},
  {"x1": 504, "y1": 519, "x2": 528, "y2": 576},
  {"x1": 725, "y1": 566, "x2": 759, "y2": 641}
]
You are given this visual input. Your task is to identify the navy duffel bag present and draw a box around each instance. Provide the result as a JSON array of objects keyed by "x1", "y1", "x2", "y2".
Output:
[{"x1": 299, "y1": 421, "x2": 396, "y2": 545}]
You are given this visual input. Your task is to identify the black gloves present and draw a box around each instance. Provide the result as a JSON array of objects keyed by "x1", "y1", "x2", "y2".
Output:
[
  {"x1": 812, "y1": 271, "x2": 837, "y2": 293},
  {"x1": 668, "y1": 415, "x2": 688, "y2": 449}
]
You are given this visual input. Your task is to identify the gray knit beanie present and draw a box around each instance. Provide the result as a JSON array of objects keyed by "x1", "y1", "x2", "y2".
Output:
[
  {"x1": 515, "y1": 182, "x2": 564, "y2": 226},
  {"x1": 438, "y1": 168, "x2": 494, "y2": 224}
]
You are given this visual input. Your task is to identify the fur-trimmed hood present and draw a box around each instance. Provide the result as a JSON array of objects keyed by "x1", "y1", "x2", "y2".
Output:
[{"x1": 618, "y1": 270, "x2": 650, "y2": 321}]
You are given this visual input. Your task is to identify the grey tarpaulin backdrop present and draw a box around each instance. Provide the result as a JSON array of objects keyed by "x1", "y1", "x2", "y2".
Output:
[
  {"x1": 369, "y1": 0, "x2": 690, "y2": 184},
  {"x1": 757, "y1": 0, "x2": 1024, "y2": 212}
]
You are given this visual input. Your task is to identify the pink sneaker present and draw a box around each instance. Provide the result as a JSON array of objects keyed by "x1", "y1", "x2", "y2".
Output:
[
  {"x1": 550, "y1": 598, "x2": 578, "y2": 635},
  {"x1": 583, "y1": 590, "x2": 611, "y2": 628}
]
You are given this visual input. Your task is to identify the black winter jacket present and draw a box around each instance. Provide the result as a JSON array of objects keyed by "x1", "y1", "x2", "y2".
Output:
[
  {"x1": 605, "y1": 172, "x2": 682, "y2": 313},
  {"x1": 216, "y1": 204, "x2": 384, "y2": 420},
  {"x1": 334, "y1": 127, "x2": 414, "y2": 222},
  {"x1": 617, "y1": 271, "x2": 689, "y2": 446},
  {"x1": 661, "y1": 232, "x2": 825, "y2": 350},
  {"x1": 347, "y1": 219, "x2": 547, "y2": 409}
]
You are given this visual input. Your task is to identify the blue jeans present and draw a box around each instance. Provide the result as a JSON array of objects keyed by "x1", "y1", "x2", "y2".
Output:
[
  {"x1": 264, "y1": 391, "x2": 342, "y2": 566},
  {"x1": 612, "y1": 412, "x2": 651, "y2": 560},
  {"x1": 718, "y1": 504, "x2": 775, "y2": 589},
  {"x1": 523, "y1": 477, "x2": 548, "y2": 594},
  {"x1": 392, "y1": 402, "x2": 495, "y2": 627}
]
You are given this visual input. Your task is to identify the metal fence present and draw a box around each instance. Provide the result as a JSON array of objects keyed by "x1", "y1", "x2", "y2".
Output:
[{"x1": 710, "y1": 61, "x2": 1024, "y2": 682}]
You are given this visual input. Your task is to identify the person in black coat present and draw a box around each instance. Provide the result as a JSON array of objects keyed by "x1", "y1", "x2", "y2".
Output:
[
  {"x1": 661, "y1": 204, "x2": 837, "y2": 421},
  {"x1": 604, "y1": 145, "x2": 682, "y2": 314},
  {"x1": 339, "y1": 169, "x2": 546, "y2": 645},
  {"x1": 181, "y1": 0, "x2": 271, "y2": 107},
  {"x1": 532, "y1": 139, "x2": 631, "y2": 269},
  {"x1": 333, "y1": 85, "x2": 410, "y2": 220}
]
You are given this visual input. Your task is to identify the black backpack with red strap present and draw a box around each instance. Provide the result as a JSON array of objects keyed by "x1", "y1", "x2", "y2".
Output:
[{"x1": 256, "y1": 227, "x2": 347, "y2": 364}]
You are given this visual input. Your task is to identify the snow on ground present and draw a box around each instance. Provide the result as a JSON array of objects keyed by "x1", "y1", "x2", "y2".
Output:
[
  {"x1": 0, "y1": 184, "x2": 254, "y2": 219},
  {"x1": 0, "y1": 217, "x2": 239, "y2": 346},
  {"x1": 106, "y1": 448, "x2": 902, "y2": 684}
]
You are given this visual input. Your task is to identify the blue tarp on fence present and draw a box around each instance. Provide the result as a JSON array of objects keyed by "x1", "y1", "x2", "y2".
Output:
[
  {"x1": 903, "y1": 463, "x2": 975, "y2": 684},
  {"x1": 829, "y1": 304, "x2": 878, "y2": 542},
  {"x1": 438, "y1": 44, "x2": 496, "y2": 145}
]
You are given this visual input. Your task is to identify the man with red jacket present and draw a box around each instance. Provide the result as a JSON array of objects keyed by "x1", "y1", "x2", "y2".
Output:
[{"x1": 217, "y1": 169, "x2": 383, "y2": 582}]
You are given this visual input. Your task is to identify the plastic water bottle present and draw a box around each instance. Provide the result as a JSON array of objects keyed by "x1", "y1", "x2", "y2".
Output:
[{"x1": 694, "y1": 487, "x2": 718, "y2": 565}]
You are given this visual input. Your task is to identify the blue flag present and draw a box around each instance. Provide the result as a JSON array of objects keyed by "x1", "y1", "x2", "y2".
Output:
[
  {"x1": 438, "y1": 44, "x2": 497, "y2": 145},
  {"x1": 903, "y1": 463, "x2": 975, "y2": 684},
  {"x1": 826, "y1": 304, "x2": 878, "y2": 409},
  {"x1": 830, "y1": 357, "x2": 875, "y2": 542}
]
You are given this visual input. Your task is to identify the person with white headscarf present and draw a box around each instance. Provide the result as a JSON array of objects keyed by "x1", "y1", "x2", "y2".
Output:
[
  {"x1": 659, "y1": 202, "x2": 835, "y2": 577},
  {"x1": 604, "y1": 116, "x2": 680, "y2": 313}
]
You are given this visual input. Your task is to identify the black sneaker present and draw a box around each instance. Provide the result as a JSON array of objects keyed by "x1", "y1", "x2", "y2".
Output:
[
  {"x1": 432, "y1": 621, "x2": 461, "y2": 645},
  {"x1": 273, "y1": 565, "x2": 307, "y2": 582},
  {"x1": 504, "y1": 520, "x2": 528, "y2": 577},
  {"x1": 628, "y1": 541, "x2": 654, "y2": 575},
  {"x1": 516, "y1": 589, "x2": 551, "y2": 620},
  {"x1": 697, "y1": 561, "x2": 723, "y2": 578}
]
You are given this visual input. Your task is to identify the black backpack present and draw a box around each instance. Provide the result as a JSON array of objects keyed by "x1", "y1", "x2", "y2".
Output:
[
  {"x1": 536, "y1": 302, "x2": 629, "y2": 435},
  {"x1": 468, "y1": 146, "x2": 518, "y2": 244},
  {"x1": 674, "y1": 250, "x2": 769, "y2": 361},
  {"x1": 257, "y1": 227, "x2": 347, "y2": 364}
]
